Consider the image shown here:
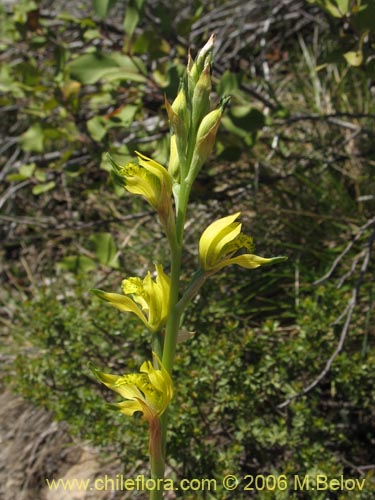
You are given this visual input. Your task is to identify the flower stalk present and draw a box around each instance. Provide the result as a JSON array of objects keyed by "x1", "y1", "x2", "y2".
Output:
[{"x1": 91, "y1": 34, "x2": 287, "y2": 500}]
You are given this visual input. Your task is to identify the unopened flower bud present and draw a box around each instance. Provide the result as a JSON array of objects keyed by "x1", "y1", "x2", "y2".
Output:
[
  {"x1": 165, "y1": 93, "x2": 187, "y2": 143},
  {"x1": 187, "y1": 35, "x2": 215, "y2": 99},
  {"x1": 171, "y1": 87, "x2": 188, "y2": 120},
  {"x1": 191, "y1": 63, "x2": 211, "y2": 131},
  {"x1": 168, "y1": 135, "x2": 180, "y2": 182},
  {"x1": 196, "y1": 33, "x2": 215, "y2": 72},
  {"x1": 188, "y1": 97, "x2": 230, "y2": 181},
  {"x1": 189, "y1": 108, "x2": 222, "y2": 180}
]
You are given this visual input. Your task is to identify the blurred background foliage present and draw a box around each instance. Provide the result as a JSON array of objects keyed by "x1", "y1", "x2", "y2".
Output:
[{"x1": 1, "y1": 0, "x2": 375, "y2": 498}]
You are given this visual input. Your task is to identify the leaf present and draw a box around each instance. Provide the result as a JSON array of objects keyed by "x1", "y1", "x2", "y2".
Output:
[
  {"x1": 6, "y1": 163, "x2": 36, "y2": 182},
  {"x1": 90, "y1": 232, "x2": 120, "y2": 269},
  {"x1": 217, "y1": 70, "x2": 242, "y2": 96},
  {"x1": 67, "y1": 51, "x2": 146, "y2": 84},
  {"x1": 87, "y1": 115, "x2": 108, "y2": 141},
  {"x1": 32, "y1": 181, "x2": 56, "y2": 195},
  {"x1": 92, "y1": 0, "x2": 118, "y2": 18},
  {"x1": 308, "y1": 0, "x2": 350, "y2": 17},
  {"x1": 124, "y1": 0, "x2": 146, "y2": 37},
  {"x1": 222, "y1": 106, "x2": 265, "y2": 138},
  {"x1": 20, "y1": 123, "x2": 44, "y2": 152},
  {"x1": 58, "y1": 255, "x2": 97, "y2": 273}
]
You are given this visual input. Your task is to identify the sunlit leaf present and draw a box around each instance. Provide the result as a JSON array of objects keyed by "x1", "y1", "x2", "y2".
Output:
[
  {"x1": 21, "y1": 123, "x2": 44, "y2": 152},
  {"x1": 124, "y1": 0, "x2": 146, "y2": 37},
  {"x1": 87, "y1": 116, "x2": 108, "y2": 141},
  {"x1": 92, "y1": 0, "x2": 117, "y2": 18},
  {"x1": 90, "y1": 232, "x2": 120, "y2": 269},
  {"x1": 58, "y1": 255, "x2": 97, "y2": 273},
  {"x1": 68, "y1": 52, "x2": 146, "y2": 84},
  {"x1": 32, "y1": 181, "x2": 56, "y2": 195}
]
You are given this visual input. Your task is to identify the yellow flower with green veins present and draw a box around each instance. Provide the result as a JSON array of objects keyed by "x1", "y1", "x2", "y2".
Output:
[
  {"x1": 91, "y1": 353, "x2": 173, "y2": 421},
  {"x1": 199, "y1": 212, "x2": 287, "y2": 272},
  {"x1": 92, "y1": 264, "x2": 170, "y2": 333},
  {"x1": 109, "y1": 151, "x2": 173, "y2": 224}
]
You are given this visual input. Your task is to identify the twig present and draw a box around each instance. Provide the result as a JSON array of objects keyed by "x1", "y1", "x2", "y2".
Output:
[
  {"x1": 314, "y1": 216, "x2": 375, "y2": 285},
  {"x1": 0, "y1": 180, "x2": 31, "y2": 210}
]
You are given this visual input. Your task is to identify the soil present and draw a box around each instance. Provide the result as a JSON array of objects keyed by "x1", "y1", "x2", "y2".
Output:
[{"x1": 0, "y1": 391, "x2": 115, "y2": 500}]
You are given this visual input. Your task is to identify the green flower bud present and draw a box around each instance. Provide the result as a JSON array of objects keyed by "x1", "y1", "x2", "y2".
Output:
[
  {"x1": 172, "y1": 87, "x2": 188, "y2": 120},
  {"x1": 191, "y1": 63, "x2": 211, "y2": 131},
  {"x1": 187, "y1": 35, "x2": 214, "y2": 100},
  {"x1": 168, "y1": 135, "x2": 180, "y2": 182},
  {"x1": 188, "y1": 97, "x2": 230, "y2": 181},
  {"x1": 195, "y1": 33, "x2": 215, "y2": 72}
]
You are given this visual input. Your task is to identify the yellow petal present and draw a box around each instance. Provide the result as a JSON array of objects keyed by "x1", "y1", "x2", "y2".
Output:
[
  {"x1": 92, "y1": 289, "x2": 148, "y2": 327},
  {"x1": 135, "y1": 151, "x2": 172, "y2": 194},
  {"x1": 199, "y1": 213, "x2": 241, "y2": 268},
  {"x1": 216, "y1": 254, "x2": 287, "y2": 271},
  {"x1": 210, "y1": 222, "x2": 241, "y2": 263},
  {"x1": 125, "y1": 172, "x2": 159, "y2": 209},
  {"x1": 154, "y1": 264, "x2": 170, "y2": 324},
  {"x1": 143, "y1": 353, "x2": 173, "y2": 411},
  {"x1": 111, "y1": 400, "x2": 144, "y2": 416}
]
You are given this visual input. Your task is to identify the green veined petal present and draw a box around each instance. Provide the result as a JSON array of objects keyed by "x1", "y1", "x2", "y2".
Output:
[
  {"x1": 199, "y1": 212, "x2": 241, "y2": 268},
  {"x1": 135, "y1": 151, "x2": 172, "y2": 193},
  {"x1": 209, "y1": 222, "x2": 241, "y2": 263},
  {"x1": 154, "y1": 264, "x2": 170, "y2": 324},
  {"x1": 111, "y1": 399, "x2": 145, "y2": 416},
  {"x1": 92, "y1": 289, "x2": 148, "y2": 327},
  {"x1": 216, "y1": 254, "x2": 287, "y2": 271}
]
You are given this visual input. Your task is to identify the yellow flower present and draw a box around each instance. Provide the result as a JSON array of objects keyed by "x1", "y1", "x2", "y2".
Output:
[
  {"x1": 199, "y1": 212, "x2": 287, "y2": 272},
  {"x1": 92, "y1": 264, "x2": 170, "y2": 333},
  {"x1": 91, "y1": 353, "x2": 173, "y2": 421},
  {"x1": 109, "y1": 151, "x2": 172, "y2": 221}
]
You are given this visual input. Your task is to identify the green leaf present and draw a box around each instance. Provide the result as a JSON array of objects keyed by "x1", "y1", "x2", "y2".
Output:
[
  {"x1": 6, "y1": 163, "x2": 36, "y2": 182},
  {"x1": 32, "y1": 181, "x2": 56, "y2": 195},
  {"x1": 58, "y1": 255, "x2": 97, "y2": 273},
  {"x1": 87, "y1": 115, "x2": 108, "y2": 141},
  {"x1": 124, "y1": 0, "x2": 146, "y2": 37},
  {"x1": 20, "y1": 123, "x2": 44, "y2": 152},
  {"x1": 217, "y1": 70, "x2": 242, "y2": 96},
  {"x1": 67, "y1": 52, "x2": 146, "y2": 84},
  {"x1": 92, "y1": 0, "x2": 118, "y2": 18},
  {"x1": 222, "y1": 106, "x2": 265, "y2": 139},
  {"x1": 90, "y1": 232, "x2": 120, "y2": 269},
  {"x1": 309, "y1": 0, "x2": 350, "y2": 17},
  {"x1": 83, "y1": 29, "x2": 101, "y2": 41}
]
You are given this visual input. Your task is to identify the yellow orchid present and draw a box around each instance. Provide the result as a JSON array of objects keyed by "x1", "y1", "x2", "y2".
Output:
[
  {"x1": 199, "y1": 212, "x2": 287, "y2": 272},
  {"x1": 109, "y1": 151, "x2": 173, "y2": 223},
  {"x1": 92, "y1": 264, "x2": 170, "y2": 333},
  {"x1": 91, "y1": 353, "x2": 173, "y2": 421}
]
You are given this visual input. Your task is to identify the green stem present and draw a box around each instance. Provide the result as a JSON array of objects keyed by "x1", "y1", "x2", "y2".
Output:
[
  {"x1": 163, "y1": 182, "x2": 191, "y2": 373},
  {"x1": 152, "y1": 331, "x2": 164, "y2": 364},
  {"x1": 154, "y1": 182, "x2": 191, "y2": 487}
]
